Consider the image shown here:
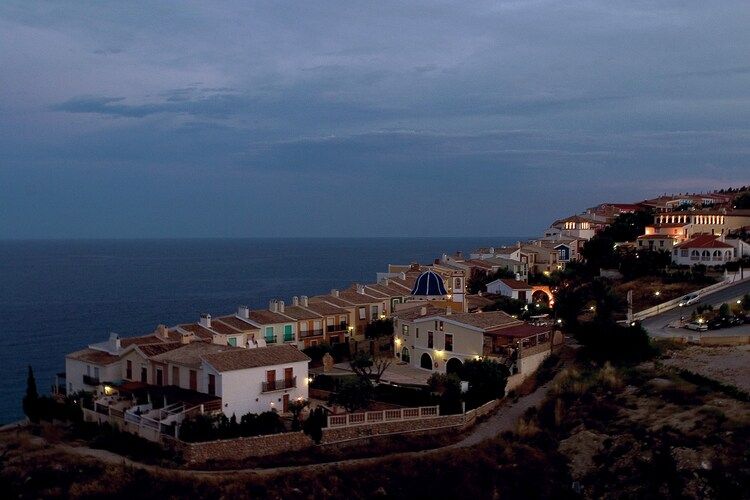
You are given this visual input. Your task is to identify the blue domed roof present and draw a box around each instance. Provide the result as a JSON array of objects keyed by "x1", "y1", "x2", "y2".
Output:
[{"x1": 410, "y1": 270, "x2": 447, "y2": 296}]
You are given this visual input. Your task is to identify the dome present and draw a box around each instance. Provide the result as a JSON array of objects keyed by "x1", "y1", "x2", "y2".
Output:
[{"x1": 410, "y1": 270, "x2": 447, "y2": 296}]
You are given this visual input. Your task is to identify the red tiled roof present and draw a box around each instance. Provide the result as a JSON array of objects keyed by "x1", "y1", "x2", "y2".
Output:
[
  {"x1": 66, "y1": 348, "x2": 121, "y2": 365},
  {"x1": 215, "y1": 316, "x2": 259, "y2": 332},
  {"x1": 202, "y1": 345, "x2": 310, "y2": 372},
  {"x1": 675, "y1": 235, "x2": 733, "y2": 249},
  {"x1": 499, "y1": 279, "x2": 533, "y2": 290},
  {"x1": 485, "y1": 324, "x2": 551, "y2": 338},
  {"x1": 637, "y1": 234, "x2": 675, "y2": 240},
  {"x1": 247, "y1": 309, "x2": 294, "y2": 325}
]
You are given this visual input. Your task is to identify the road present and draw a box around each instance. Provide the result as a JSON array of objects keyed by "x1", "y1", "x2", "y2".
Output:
[{"x1": 642, "y1": 278, "x2": 750, "y2": 338}]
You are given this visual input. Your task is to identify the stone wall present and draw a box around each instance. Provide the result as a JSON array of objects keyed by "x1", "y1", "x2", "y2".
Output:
[{"x1": 172, "y1": 431, "x2": 314, "y2": 464}]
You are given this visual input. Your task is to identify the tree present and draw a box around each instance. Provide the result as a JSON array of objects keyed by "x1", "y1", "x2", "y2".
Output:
[
  {"x1": 303, "y1": 407, "x2": 327, "y2": 443},
  {"x1": 718, "y1": 303, "x2": 731, "y2": 317},
  {"x1": 23, "y1": 365, "x2": 39, "y2": 423},
  {"x1": 349, "y1": 351, "x2": 391, "y2": 384},
  {"x1": 461, "y1": 359, "x2": 509, "y2": 406},
  {"x1": 328, "y1": 378, "x2": 372, "y2": 412},
  {"x1": 288, "y1": 398, "x2": 309, "y2": 431},
  {"x1": 467, "y1": 267, "x2": 515, "y2": 294},
  {"x1": 734, "y1": 192, "x2": 750, "y2": 209}
]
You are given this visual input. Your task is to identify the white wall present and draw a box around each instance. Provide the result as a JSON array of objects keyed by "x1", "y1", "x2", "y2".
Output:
[
  {"x1": 207, "y1": 361, "x2": 309, "y2": 417},
  {"x1": 65, "y1": 357, "x2": 120, "y2": 394}
]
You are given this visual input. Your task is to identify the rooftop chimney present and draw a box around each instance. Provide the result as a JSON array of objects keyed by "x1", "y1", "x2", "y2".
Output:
[
  {"x1": 442, "y1": 253, "x2": 448, "y2": 262},
  {"x1": 301, "y1": 295, "x2": 309, "y2": 307},
  {"x1": 399, "y1": 272, "x2": 406, "y2": 280},
  {"x1": 199, "y1": 313, "x2": 212, "y2": 329},
  {"x1": 237, "y1": 305, "x2": 250, "y2": 319},
  {"x1": 155, "y1": 324, "x2": 168, "y2": 340},
  {"x1": 108, "y1": 332, "x2": 121, "y2": 352},
  {"x1": 420, "y1": 306, "x2": 427, "y2": 317},
  {"x1": 269, "y1": 300, "x2": 278, "y2": 312},
  {"x1": 356, "y1": 284, "x2": 365, "y2": 294},
  {"x1": 278, "y1": 300, "x2": 285, "y2": 313},
  {"x1": 331, "y1": 289, "x2": 340, "y2": 298},
  {"x1": 292, "y1": 296, "x2": 300, "y2": 306},
  {"x1": 383, "y1": 278, "x2": 389, "y2": 286}
]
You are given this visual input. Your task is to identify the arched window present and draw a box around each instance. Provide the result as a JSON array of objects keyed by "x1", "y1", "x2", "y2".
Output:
[
  {"x1": 726, "y1": 250, "x2": 733, "y2": 260},
  {"x1": 701, "y1": 250, "x2": 710, "y2": 260},
  {"x1": 713, "y1": 250, "x2": 722, "y2": 260},
  {"x1": 420, "y1": 353, "x2": 433, "y2": 370}
]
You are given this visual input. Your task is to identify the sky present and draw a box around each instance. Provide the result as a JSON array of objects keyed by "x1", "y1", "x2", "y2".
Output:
[{"x1": 1, "y1": 1, "x2": 749, "y2": 238}]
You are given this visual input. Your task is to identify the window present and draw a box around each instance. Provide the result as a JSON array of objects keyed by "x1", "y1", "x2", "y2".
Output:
[
  {"x1": 208, "y1": 374, "x2": 216, "y2": 396},
  {"x1": 445, "y1": 334, "x2": 453, "y2": 352},
  {"x1": 172, "y1": 366, "x2": 179, "y2": 386},
  {"x1": 370, "y1": 305, "x2": 378, "y2": 320},
  {"x1": 416, "y1": 328, "x2": 419, "y2": 339},
  {"x1": 227, "y1": 337, "x2": 237, "y2": 347},
  {"x1": 358, "y1": 307, "x2": 366, "y2": 320},
  {"x1": 284, "y1": 367, "x2": 293, "y2": 381},
  {"x1": 189, "y1": 370, "x2": 197, "y2": 391},
  {"x1": 126, "y1": 360, "x2": 132, "y2": 379},
  {"x1": 659, "y1": 240, "x2": 664, "y2": 247},
  {"x1": 265, "y1": 326, "x2": 275, "y2": 343},
  {"x1": 681, "y1": 249, "x2": 688, "y2": 257},
  {"x1": 403, "y1": 324, "x2": 409, "y2": 336},
  {"x1": 439, "y1": 321, "x2": 444, "y2": 331},
  {"x1": 428, "y1": 331, "x2": 434, "y2": 348},
  {"x1": 638, "y1": 240, "x2": 643, "y2": 247},
  {"x1": 454, "y1": 278, "x2": 462, "y2": 289},
  {"x1": 94, "y1": 367, "x2": 99, "y2": 379},
  {"x1": 283, "y1": 324, "x2": 293, "y2": 341}
]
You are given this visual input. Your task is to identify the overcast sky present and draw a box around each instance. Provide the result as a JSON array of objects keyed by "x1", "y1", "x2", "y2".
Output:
[{"x1": 1, "y1": 1, "x2": 749, "y2": 238}]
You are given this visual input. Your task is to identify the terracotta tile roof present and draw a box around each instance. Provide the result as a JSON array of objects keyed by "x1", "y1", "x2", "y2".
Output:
[
  {"x1": 311, "y1": 295, "x2": 355, "y2": 308},
  {"x1": 135, "y1": 342, "x2": 183, "y2": 357},
  {"x1": 120, "y1": 334, "x2": 166, "y2": 347},
  {"x1": 202, "y1": 344, "x2": 310, "y2": 372},
  {"x1": 416, "y1": 311, "x2": 521, "y2": 330},
  {"x1": 637, "y1": 234, "x2": 675, "y2": 240},
  {"x1": 393, "y1": 304, "x2": 446, "y2": 321},
  {"x1": 215, "y1": 316, "x2": 259, "y2": 332},
  {"x1": 247, "y1": 309, "x2": 295, "y2": 325},
  {"x1": 465, "y1": 259, "x2": 493, "y2": 270},
  {"x1": 280, "y1": 305, "x2": 322, "y2": 320},
  {"x1": 178, "y1": 324, "x2": 216, "y2": 341},
  {"x1": 66, "y1": 348, "x2": 121, "y2": 365},
  {"x1": 207, "y1": 321, "x2": 241, "y2": 335},
  {"x1": 337, "y1": 287, "x2": 383, "y2": 305},
  {"x1": 485, "y1": 324, "x2": 552, "y2": 338},
  {"x1": 498, "y1": 279, "x2": 533, "y2": 290},
  {"x1": 301, "y1": 301, "x2": 349, "y2": 316},
  {"x1": 361, "y1": 285, "x2": 389, "y2": 299},
  {"x1": 151, "y1": 342, "x2": 240, "y2": 368},
  {"x1": 675, "y1": 235, "x2": 733, "y2": 249},
  {"x1": 466, "y1": 295, "x2": 494, "y2": 311},
  {"x1": 366, "y1": 282, "x2": 407, "y2": 297}
]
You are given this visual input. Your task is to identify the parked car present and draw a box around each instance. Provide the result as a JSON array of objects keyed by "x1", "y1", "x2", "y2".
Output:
[
  {"x1": 678, "y1": 293, "x2": 701, "y2": 307},
  {"x1": 685, "y1": 321, "x2": 708, "y2": 332},
  {"x1": 727, "y1": 316, "x2": 744, "y2": 327},
  {"x1": 707, "y1": 318, "x2": 725, "y2": 330}
]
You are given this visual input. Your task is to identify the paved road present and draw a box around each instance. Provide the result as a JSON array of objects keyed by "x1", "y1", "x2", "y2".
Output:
[{"x1": 642, "y1": 278, "x2": 750, "y2": 339}]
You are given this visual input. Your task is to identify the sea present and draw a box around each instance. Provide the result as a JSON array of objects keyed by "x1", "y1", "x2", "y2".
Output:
[{"x1": 0, "y1": 237, "x2": 524, "y2": 424}]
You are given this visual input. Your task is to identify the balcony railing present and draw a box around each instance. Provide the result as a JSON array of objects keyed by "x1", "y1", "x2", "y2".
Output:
[
  {"x1": 261, "y1": 377, "x2": 296, "y2": 393},
  {"x1": 264, "y1": 335, "x2": 278, "y2": 344},
  {"x1": 300, "y1": 328, "x2": 325, "y2": 338},
  {"x1": 82, "y1": 374, "x2": 100, "y2": 386},
  {"x1": 326, "y1": 323, "x2": 348, "y2": 333},
  {"x1": 283, "y1": 333, "x2": 295, "y2": 342}
]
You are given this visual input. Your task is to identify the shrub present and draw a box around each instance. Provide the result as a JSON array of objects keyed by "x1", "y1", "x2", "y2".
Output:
[
  {"x1": 461, "y1": 359, "x2": 509, "y2": 408},
  {"x1": 302, "y1": 407, "x2": 327, "y2": 444},
  {"x1": 328, "y1": 378, "x2": 373, "y2": 412}
]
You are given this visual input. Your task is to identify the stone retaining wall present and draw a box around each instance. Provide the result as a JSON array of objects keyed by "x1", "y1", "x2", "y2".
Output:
[{"x1": 170, "y1": 431, "x2": 314, "y2": 464}]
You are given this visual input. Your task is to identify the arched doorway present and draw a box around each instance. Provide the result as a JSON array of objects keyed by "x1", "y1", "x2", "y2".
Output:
[
  {"x1": 446, "y1": 357, "x2": 462, "y2": 376},
  {"x1": 532, "y1": 289, "x2": 550, "y2": 304},
  {"x1": 420, "y1": 353, "x2": 433, "y2": 370},
  {"x1": 401, "y1": 347, "x2": 410, "y2": 363}
]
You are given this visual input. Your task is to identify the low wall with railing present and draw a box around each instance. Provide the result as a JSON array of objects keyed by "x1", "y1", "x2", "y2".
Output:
[
  {"x1": 327, "y1": 406, "x2": 439, "y2": 428},
  {"x1": 634, "y1": 272, "x2": 750, "y2": 321}
]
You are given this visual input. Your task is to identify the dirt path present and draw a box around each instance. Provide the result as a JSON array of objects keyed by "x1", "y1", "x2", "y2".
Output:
[{"x1": 49, "y1": 380, "x2": 555, "y2": 478}]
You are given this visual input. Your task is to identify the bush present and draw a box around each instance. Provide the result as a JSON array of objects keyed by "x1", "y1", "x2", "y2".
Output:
[
  {"x1": 328, "y1": 378, "x2": 373, "y2": 412},
  {"x1": 574, "y1": 322, "x2": 656, "y2": 364},
  {"x1": 179, "y1": 410, "x2": 285, "y2": 442},
  {"x1": 461, "y1": 359, "x2": 509, "y2": 408}
]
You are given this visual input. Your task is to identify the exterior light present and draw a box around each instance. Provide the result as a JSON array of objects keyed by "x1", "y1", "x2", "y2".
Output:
[
  {"x1": 307, "y1": 376, "x2": 313, "y2": 384},
  {"x1": 738, "y1": 300, "x2": 742, "y2": 305},
  {"x1": 395, "y1": 338, "x2": 401, "y2": 346},
  {"x1": 590, "y1": 306, "x2": 595, "y2": 311},
  {"x1": 557, "y1": 319, "x2": 562, "y2": 324},
  {"x1": 654, "y1": 290, "x2": 661, "y2": 297}
]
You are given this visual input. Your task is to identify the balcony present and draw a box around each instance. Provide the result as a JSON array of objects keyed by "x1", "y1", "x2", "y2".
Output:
[
  {"x1": 261, "y1": 377, "x2": 296, "y2": 393},
  {"x1": 82, "y1": 374, "x2": 100, "y2": 386},
  {"x1": 300, "y1": 328, "x2": 324, "y2": 339},
  {"x1": 283, "y1": 333, "x2": 295, "y2": 342},
  {"x1": 264, "y1": 335, "x2": 278, "y2": 344},
  {"x1": 327, "y1": 323, "x2": 348, "y2": 333}
]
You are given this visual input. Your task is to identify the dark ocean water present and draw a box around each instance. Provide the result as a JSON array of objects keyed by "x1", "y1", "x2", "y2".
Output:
[{"x1": 0, "y1": 237, "x2": 523, "y2": 423}]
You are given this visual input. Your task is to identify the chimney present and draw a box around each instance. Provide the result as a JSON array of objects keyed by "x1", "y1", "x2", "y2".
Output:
[
  {"x1": 155, "y1": 324, "x2": 168, "y2": 340},
  {"x1": 292, "y1": 296, "x2": 299, "y2": 306},
  {"x1": 420, "y1": 306, "x2": 427, "y2": 317},
  {"x1": 109, "y1": 332, "x2": 121, "y2": 352},
  {"x1": 434, "y1": 258, "x2": 440, "y2": 265},
  {"x1": 269, "y1": 300, "x2": 278, "y2": 312},
  {"x1": 356, "y1": 284, "x2": 365, "y2": 294},
  {"x1": 199, "y1": 313, "x2": 212, "y2": 329},
  {"x1": 180, "y1": 331, "x2": 191, "y2": 344},
  {"x1": 278, "y1": 300, "x2": 285, "y2": 313},
  {"x1": 489, "y1": 247, "x2": 495, "y2": 254},
  {"x1": 446, "y1": 307, "x2": 452, "y2": 315},
  {"x1": 301, "y1": 295, "x2": 309, "y2": 307},
  {"x1": 331, "y1": 289, "x2": 340, "y2": 298},
  {"x1": 399, "y1": 272, "x2": 406, "y2": 280},
  {"x1": 237, "y1": 305, "x2": 250, "y2": 319},
  {"x1": 457, "y1": 251, "x2": 463, "y2": 259},
  {"x1": 383, "y1": 278, "x2": 389, "y2": 286},
  {"x1": 442, "y1": 253, "x2": 448, "y2": 262}
]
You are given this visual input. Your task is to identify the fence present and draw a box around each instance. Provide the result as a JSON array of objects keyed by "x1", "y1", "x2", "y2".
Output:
[{"x1": 327, "y1": 405, "x2": 440, "y2": 428}]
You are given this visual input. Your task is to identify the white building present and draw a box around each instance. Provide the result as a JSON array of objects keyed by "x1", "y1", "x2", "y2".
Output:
[
  {"x1": 486, "y1": 278, "x2": 533, "y2": 303},
  {"x1": 201, "y1": 344, "x2": 310, "y2": 417},
  {"x1": 671, "y1": 234, "x2": 737, "y2": 266}
]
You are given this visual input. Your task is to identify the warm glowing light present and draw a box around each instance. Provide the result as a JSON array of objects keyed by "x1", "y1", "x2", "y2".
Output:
[{"x1": 654, "y1": 290, "x2": 661, "y2": 296}]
